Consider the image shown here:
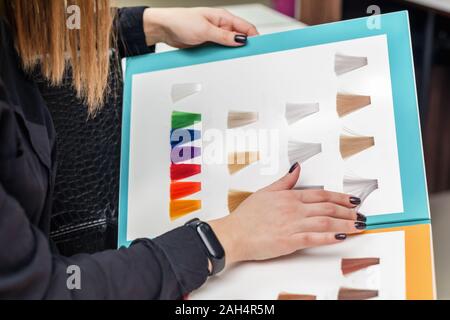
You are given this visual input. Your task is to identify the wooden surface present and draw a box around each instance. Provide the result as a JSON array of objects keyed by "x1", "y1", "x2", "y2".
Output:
[{"x1": 300, "y1": 0, "x2": 342, "y2": 25}]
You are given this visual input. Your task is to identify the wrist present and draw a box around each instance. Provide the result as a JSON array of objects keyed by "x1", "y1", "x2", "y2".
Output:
[
  {"x1": 209, "y1": 216, "x2": 242, "y2": 267},
  {"x1": 143, "y1": 8, "x2": 167, "y2": 46}
]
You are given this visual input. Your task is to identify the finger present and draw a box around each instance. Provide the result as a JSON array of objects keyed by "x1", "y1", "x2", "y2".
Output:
[
  {"x1": 295, "y1": 216, "x2": 366, "y2": 234},
  {"x1": 206, "y1": 25, "x2": 245, "y2": 46},
  {"x1": 296, "y1": 189, "x2": 361, "y2": 208},
  {"x1": 302, "y1": 203, "x2": 363, "y2": 221},
  {"x1": 288, "y1": 232, "x2": 348, "y2": 251},
  {"x1": 261, "y1": 163, "x2": 300, "y2": 192},
  {"x1": 229, "y1": 15, "x2": 259, "y2": 36}
]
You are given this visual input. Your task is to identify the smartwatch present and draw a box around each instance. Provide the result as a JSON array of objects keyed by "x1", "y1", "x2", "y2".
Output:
[{"x1": 185, "y1": 218, "x2": 225, "y2": 276}]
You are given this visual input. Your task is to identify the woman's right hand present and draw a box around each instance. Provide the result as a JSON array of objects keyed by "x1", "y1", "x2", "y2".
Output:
[{"x1": 209, "y1": 163, "x2": 367, "y2": 266}]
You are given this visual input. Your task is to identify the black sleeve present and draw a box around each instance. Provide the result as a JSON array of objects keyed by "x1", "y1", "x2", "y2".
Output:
[
  {"x1": 0, "y1": 99, "x2": 209, "y2": 299},
  {"x1": 0, "y1": 176, "x2": 209, "y2": 299},
  {"x1": 117, "y1": 6, "x2": 155, "y2": 58}
]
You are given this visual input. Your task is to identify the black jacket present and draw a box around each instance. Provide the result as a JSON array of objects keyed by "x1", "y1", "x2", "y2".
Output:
[{"x1": 0, "y1": 7, "x2": 208, "y2": 299}]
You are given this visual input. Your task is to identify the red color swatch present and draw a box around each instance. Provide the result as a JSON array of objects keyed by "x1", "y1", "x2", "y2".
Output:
[{"x1": 171, "y1": 164, "x2": 201, "y2": 181}]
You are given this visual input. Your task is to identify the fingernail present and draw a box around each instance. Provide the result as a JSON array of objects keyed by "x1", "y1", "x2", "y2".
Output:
[
  {"x1": 350, "y1": 197, "x2": 361, "y2": 206},
  {"x1": 335, "y1": 234, "x2": 347, "y2": 241},
  {"x1": 234, "y1": 34, "x2": 247, "y2": 44},
  {"x1": 289, "y1": 162, "x2": 299, "y2": 174},
  {"x1": 355, "y1": 222, "x2": 367, "y2": 230},
  {"x1": 357, "y1": 213, "x2": 367, "y2": 222}
]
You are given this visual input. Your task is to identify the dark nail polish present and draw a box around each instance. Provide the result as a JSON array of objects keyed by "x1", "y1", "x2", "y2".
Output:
[
  {"x1": 335, "y1": 234, "x2": 347, "y2": 241},
  {"x1": 234, "y1": 34, "x2": 247, "y2": 44},
  {"x1": 289, "y1": 162, "x2": 299, "y2": 174},
  {"x1": 350, "y1": 197, "x2": 361, "y2": 206},
  {"x1": 357, "y1": 213, "x2": 367, "y2": 222},
  {"x1": 355, "y1": 222, "x2": 367, "y2": 230}
]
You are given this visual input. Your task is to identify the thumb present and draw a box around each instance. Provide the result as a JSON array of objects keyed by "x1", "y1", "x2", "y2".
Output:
[
  {"x1": 207, "y1": 26, "x2": 246, "y2": 47},
  {"x1": 262, "y1": 163, "x2": 301, "y2": 192}
]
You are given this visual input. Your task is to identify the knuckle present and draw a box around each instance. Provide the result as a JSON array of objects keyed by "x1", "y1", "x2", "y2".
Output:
[
  {"x1": 317, "y1": 217, "x2": 331, "y2": 229},
  {"x1": 317, "y1": 189, "x2": 330, "y2": 201},
  {"x1": 322, "y1": 203, "x2": 336, "y2": 216}
]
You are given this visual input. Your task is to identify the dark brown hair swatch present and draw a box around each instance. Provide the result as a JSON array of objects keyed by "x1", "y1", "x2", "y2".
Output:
[
  {"x1": 337, "y1": 93, "x2": 371, "y2": 117},
  {"x1": 341, "y1": 258, "x2": 380, "y2": 275},
  {"x1": 338, "y1": 288, "x2": 379, "y2": 300},
  {"x1": 278, "y1": 293, "x2": 317, "y2": 300}
]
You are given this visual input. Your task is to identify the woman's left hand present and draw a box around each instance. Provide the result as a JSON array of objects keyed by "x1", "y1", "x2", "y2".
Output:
[{"x1": 143, "y1": 7, "x2": 259, "y2": 48}]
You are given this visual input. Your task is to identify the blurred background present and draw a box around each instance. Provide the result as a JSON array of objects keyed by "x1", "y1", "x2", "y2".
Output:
[{"x1": 115, "y1": 0, "x2": 450, "y2": 298}]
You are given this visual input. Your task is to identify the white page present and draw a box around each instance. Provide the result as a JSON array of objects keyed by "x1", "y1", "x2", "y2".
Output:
[
  {"x1": 190, "y1": 230, "x2": 406, "y2": 300},
  {"x1": 126, "y1": 35, "x2": 403, "y2": 241}
]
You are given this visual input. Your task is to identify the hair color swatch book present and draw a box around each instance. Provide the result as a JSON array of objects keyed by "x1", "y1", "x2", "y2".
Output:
[{"x1": 119, "y1": 12, "x2": 435, "y2": 299}]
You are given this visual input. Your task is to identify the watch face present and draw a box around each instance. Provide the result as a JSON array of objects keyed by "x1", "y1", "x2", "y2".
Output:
[{"x1": 197, "y1": 223, "x2": 225, "y2": 259}]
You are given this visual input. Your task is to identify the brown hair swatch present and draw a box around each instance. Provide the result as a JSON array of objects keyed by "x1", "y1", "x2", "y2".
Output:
[
  {"x1": 340, "y1": 135, "x2": 375, "y2": 159},
  {"x1": 341, "y1": 258, "x2": 380, "y2": 275},
  {"x1": 337, "y1": 94, "x2": 371, "y2": 117},
  {"x1": 228, "y1": 190, "x2": 253, "y2": 212},
  {"x1": 278, "y1": 293, "x2": 317, "y2": 300},
  {"x1": 338, "y1": 288, "x2": 379, "y2": 300},
  {"x1": 228, "y1": 152, "x2": 260, "y2": 174}
]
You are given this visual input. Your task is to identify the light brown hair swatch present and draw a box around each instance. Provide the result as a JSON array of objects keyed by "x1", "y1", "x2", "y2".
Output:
[
  {"x1": 228, "y1": 190, "x2": 253, "y2": 212},
  {"x1": 228, "y1": 111, "x2": 259, "y2": 129},
  {"x1": 341, "y1": 258, "x2": 380, "y2": 275},
  {"x1": 228, "y1": 151, "x2": 260, "y2": 174},
  {"x1": 337, "y1": 93, "x2": 371, "y2": 117},
  {"x1": 278, "y1": 293, "x2": 317, "y2": 300},
  {"x1": 340, "y1": 135, "x2": 375, "y2": 159},
  {"x1": 338, "y1": 288, "x2": 379, "y2": 300}
]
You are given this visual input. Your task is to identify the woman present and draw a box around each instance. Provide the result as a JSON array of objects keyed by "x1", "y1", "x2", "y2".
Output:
[{"x1": 0, "y1": 1, "x2": 366, "y2": 299}]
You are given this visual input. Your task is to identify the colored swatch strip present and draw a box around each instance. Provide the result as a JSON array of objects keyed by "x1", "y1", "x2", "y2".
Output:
[{"x1": 170, "y1": 111, "x2": 202, "y2": 221}]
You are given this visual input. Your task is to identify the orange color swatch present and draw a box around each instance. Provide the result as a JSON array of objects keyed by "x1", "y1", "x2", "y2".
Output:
[
  {"x1": 171, "y1": 182, "x2": 201, "y2": 200},
  {"x1": 170, "y1": 200, "x2": 202, "y2": 221}
]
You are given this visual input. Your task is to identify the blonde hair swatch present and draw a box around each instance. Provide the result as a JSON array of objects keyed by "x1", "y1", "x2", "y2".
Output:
[
  {"x1": 340, "y1": 133, "x2": 375, "y2": 159},
  {"x1": 228, "y1": 111, "x2": 259, "y2": 129},
  {"x1": 278, "y1": 293, "x2": 317, "y2": 300},
  {"x1": 288, "y1": 141, "x2": 322, "y2": 164},
  {"x1": 228, "y1": 190, "x2": 253, "y2": 212},
  {"x1": 228, "y1": 151, "x2": 260, "y2": 175},
  {"x1": 343, "y1": 176, "x2": 379, "y2": 203},
  {"x1": 335, "y1": 53, "x2": 368, "y2": 76},
  {"x1": 338, "y1": 288, "x2": 379, "y2": 300},
  {"x1": 171, "y1": 83, "x2": 202, "y2": 103},
  {"x1": 285, "y1": 102, "x2": 320, "y2": 125},
  {"x1": 341, "y1": 258, "x2": 380, "y2": 276},
  {"x1": 337, "y1": 93, "x2": 371, "y2": 117}
]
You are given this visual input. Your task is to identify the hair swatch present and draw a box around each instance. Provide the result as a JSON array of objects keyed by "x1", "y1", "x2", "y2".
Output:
[
  {"x1": 228, "y1": 190, "x2": 253, "y2": 212},
  {"x1": 288, "y1": 141, "x2": 322, "y2": 164},
  {"x1": 337, "y1": 93, "x2": 371, "y2": 117},
  {"x1": 171, "y1": 146, "x2": 201, "y2": 163},
  {"x1": 172, "y1": 111, "x2": 202, "y2": 130},
  {"x1": 171, "y1": 83, "x2": 202, "y2": 103},
  {"x1": 285, "y1": 102, "x2": 320, "y2": 125},
  {"x1": 228, "y1": 111, "x2": 259, "y2": 129},
  {"x1": 170, "y1": 200, "x2": 202, "y2": 221},
  {"x1": 343, "y1": 176, "x2": 379, "y2": 203},
  {"x1": 294, "y1": 185, "x2": 325, "y2": 191},
  {"x1": 341, "y1": 258, "x2": 380, "y2": 276},
  {"x1": 338, "y1": 288, "x2": 379, "y2": 300},
  {"x1": 171, "y1": 164, "x2": 201, "y2": 181},
  {"x1": 228, "y1": 151, "x2": 260, "y2": 174},
  {"x1": 171, "y1": 182, "x2": 202, "y2": 200},
  {"x1": 335, "y1": 53, "x2": 368, "y2": 76},
  {"x1": 171, "y1": 129, "x2": 201, "y2": 148},
  {"x1": 340, "y1": 134, "x2": 375, "y2": 159},
  {"x1": 278, "y1": 293, "x2": 317, "y2": 301}
]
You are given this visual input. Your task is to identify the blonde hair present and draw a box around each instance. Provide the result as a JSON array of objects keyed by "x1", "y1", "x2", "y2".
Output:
[{"x1": 6, "y1": 0, "x2": 114, "y2": 115}]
